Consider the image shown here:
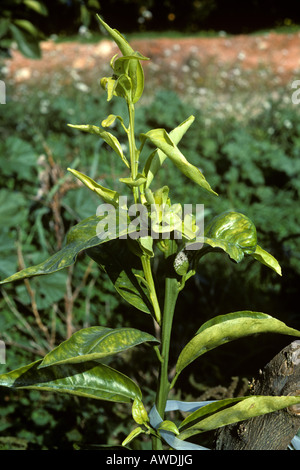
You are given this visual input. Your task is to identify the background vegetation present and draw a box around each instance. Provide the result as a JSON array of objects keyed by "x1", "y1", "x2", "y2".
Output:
[
  {"x1": 1, "y1": 0, "x2": 300, "y2": 59},
  {"x1": 0, "y1": 0, "x2": 300, "y2": 451}
]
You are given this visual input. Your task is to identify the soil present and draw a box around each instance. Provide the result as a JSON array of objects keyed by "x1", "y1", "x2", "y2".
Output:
[
  {"x1": 2, "y1": 31, "x2": 300, "y2": 114},
  {"x1": 3, "y1": 31, "x2": 300, "y2": 80}
]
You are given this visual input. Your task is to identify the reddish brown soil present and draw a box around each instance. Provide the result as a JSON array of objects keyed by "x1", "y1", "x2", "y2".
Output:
[
  {"x1": 3, "y1": 31, "x2": 300, "y2": 83},
  {"x1": 2, "y1": 32, "x2": 300, "y2": 114}
]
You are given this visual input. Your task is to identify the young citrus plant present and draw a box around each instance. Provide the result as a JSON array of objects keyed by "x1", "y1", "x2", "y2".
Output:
[{"x1": 1, "y1": 17, "x2": 300, "y2": 450}]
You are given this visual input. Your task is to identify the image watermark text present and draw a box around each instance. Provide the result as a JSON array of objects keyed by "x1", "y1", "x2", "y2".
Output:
[
  {"x1": 291, "y1": 80, "x2": 300, "y2": 104},
  {"x1": 95, "y1": 197, "x2": 205, "y2": 249},
  {"x1": 0, "y1": 80, "x2": 6, "y2": 104},
  {"x1": 0, "y1": 340, "x2": 6, "y2": 364}
]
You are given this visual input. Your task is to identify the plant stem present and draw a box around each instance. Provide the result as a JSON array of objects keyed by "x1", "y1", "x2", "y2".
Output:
[
  {"x1": 127, "y1": 100, "x2": 139, "y2": 204},
  {"x1": 152, "y1": 240, "x2": 179, "y2": 450},
  {"x1": 141, "y1": 255, "x2": 161, "y2": 325}
]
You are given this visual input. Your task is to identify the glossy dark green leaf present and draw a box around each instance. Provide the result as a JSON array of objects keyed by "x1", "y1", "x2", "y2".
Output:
[
  {"x1": 86, "y1": 239, "x2": 154, "y2": 314},
  {"x1": 0, "y1": 212, "x2": 134, "y2": 285},
  {"x1": 39, "y1": 326, "x2": 159, "y2": 368},
  {"x1": 0, "y1": 360, "x2": 142, "y2": 403},
  {"x1": 178, "y1": 395, "x2": 300, "y2": 440},
  {"x1": 175, "y1": 311, "x2": 300, "y2": 376}
]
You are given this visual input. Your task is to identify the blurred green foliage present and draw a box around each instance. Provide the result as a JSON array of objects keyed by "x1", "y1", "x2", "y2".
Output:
[
  {"x1": 0, "y1": 82, "x2": 300, "y2": 448},
  {"x1": 0, "y1": 0, "x2": 48, "y2": 58},
  {"x1": 1, "y1": 1, "x2": 300, "y2": 59}
]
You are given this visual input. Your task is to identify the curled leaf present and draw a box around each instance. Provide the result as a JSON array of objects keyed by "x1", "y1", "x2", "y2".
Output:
[
  {"x1": 140, "y1": 128, "x2": 217, "y2": 195},
  {"x1": 158, "y1": 420, "x2": 180, "y2": 436},
  {"x1": 250, "y1": 244, "x2": 282, "y2": 276},
  {"x1": 132, "y1": 398, "x2": 149, "y2": 425},
  {"x1": 204, "y1": 211, "x2": 257, "y2": 254},
  {"x1": 68, "y1": 168, "x2": 119, "y2": 206},
  {"x1": 175, "y1": 311, "x2": 300, "y2": 376},
  {"x1": 68, "y1": 124, "x2": 129, "y2": 168}
]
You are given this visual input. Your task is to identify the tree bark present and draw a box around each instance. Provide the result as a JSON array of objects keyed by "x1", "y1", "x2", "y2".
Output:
[{"x1": 214, "y1": 340, "x2": 300, "y2": 450}]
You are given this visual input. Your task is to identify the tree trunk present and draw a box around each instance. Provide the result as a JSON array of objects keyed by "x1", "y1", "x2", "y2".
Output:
[{"x1": 214, "y1": 340, "x2": 300, "y2": 450}]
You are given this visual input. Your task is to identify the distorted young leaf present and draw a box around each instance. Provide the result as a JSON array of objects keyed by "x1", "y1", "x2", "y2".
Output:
[
  {"x1": 175, "y1": 311, "x2": 300, "y2": 376},
  {"x1": 86, "y1": 239, "x2": 154, "y2": 315},
  {"x1": 250, "y1": 244, "x2": 282, "y2": 276},
  {"x1": 178, "y1": 395, "x2": 300, "y2": 440},
  {"x1": 132, "y1": 397, "x2": 149, "y2": 425},
  {"x1": 39, "y1": 326, "x2": 159, "y2": 368},
  {"x1": 186, "y1": 211, "x2": 282, "y2": 274},
  {"x1": 100, "y1": 76, "x2": 117, "y2": 101},
  {"x1": 101, "y1": 114, "x2": 126, "y2": 129},
  {"x1": 112, "y1": 53, "x2": 149, "y2": 76},
  {"x1": 138, "y1": 236, "x2": 154, "y2": 257},
  {"x1": 122, "y1": 427, "x2": 145, "y2": 447},
  {"x1": 144, "y1": 115, "x2": 195, "y2": 189},
  {"x1": 119, "y1": 174, "x2": 147, "y2": 187},
  {"x1": 140, "y1": 128, "x2": 217, "y2": 195},
  {"x1": 97, "y1": 15, "x2": 149, "y2": 103},
  {"x1": 68, "y1": 168, "x2": 120, "y2": 206},
  {"x1": 97, "y1": 15, "x2": 136, "y2": 58},
  {"x1": 113, "y1": 73, "x2": 133, "y2": 101},
  {"x1": 68, "y1": 124, "x2": 130, "y2": 168},
  {"x1": 158, "y1": 420, "x2": 180, "y2": 436},
  {"x1": 0, "y1": 360, "x2": 142, "y2": 403},
  {"x1": 204, "y1": 211, "x2": 257, "y2": 254}
]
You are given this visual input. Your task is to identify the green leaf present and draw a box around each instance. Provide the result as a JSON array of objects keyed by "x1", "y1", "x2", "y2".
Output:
[
  {"x1": 0, "y1": 212, "x2": 134, "y2": 285},
  {"x1": 178, "y1": 395, "x2": 300, "y2": 440},
  {"x1": 250, "y1": 244, "x2": 282, "y2": 276},
  {"x1": 97, "y1": 15, "x2": 135, "y2": 57},
  {"x1": 0, "y1": 19, "x2": 10, "y2": 39},
  {"x1": 9, "y1": 24, "x2": 41, "y2": 59},
  {"x1": 0, "y1": 360, "x2": 142, "y2": 403},
  {"x1": 39, "y1": 326, "x2": 159, "y2": 368},
  {"x1": 86, "y1": 239, "x2": 155, "y2": 314},
  {"x1": 122, "y1": 427, "x2": 144, "y2": 447},
  {"x1": 119, "y1": 174, "x2": 147, "y2": 187},
  {"x1": 204, "y1": 211, "x2": 257, "y2": 255},
  {"x1": 101, "y1": 114, "x2": 125, "y2": 129},
  {"x1": 96, "y1": 15, "x2": 149, "y2": 103},
  {"x1": 144, "y1": 116, "x2": 195, "y2": 189},
  {"x1": 68, "y1": 124, "x2": 130, "y2": 168},
  {"x1": 158, "y1": 420, "x2": 180, "y2": 436},
  {"x1": 186, "y1": 211, "x2": 282, "y2": 275},
  {"x1": 175, "y1": 311, "x2": 300, "y2": 376},
  {"x1": 140, "y1": 128, "x2": 217, "y2": 195},
  {"x1": 114, "y1": 73, "x2": 133, "y2": 101},
  {"x1": 13, "y1": 19, "x2": 40, "y2": 38},
  {"x1": 132, "y1": 398, "x2": 149, "y2": 425},
  {"x1": 24, "y1": 0, "x2": 48, "y2": 16},
  {"x1": 68, "y1": 168, "x2": 120, "y2": 206}
]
